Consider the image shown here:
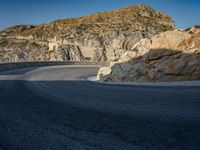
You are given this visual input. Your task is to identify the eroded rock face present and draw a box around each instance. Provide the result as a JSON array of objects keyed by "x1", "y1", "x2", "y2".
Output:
[
  {"x1": 0, "y1": 4, "x2": 175, "y2": 62},
  {"x1": 98, "y1": 30, "x2": 200, "y2": 82}
]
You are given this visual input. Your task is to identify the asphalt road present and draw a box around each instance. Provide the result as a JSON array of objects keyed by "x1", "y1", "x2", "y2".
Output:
[{"x1": 0, "y1": 65, "x2": 200, "y2": 150}]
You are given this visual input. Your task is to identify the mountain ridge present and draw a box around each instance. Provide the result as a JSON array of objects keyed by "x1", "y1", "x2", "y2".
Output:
[{"x1": 0, "y1": 4, "x2": 175, "y2": 62}]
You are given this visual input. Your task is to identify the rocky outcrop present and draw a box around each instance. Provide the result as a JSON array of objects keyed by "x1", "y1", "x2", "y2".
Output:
[
  {"x1": 0, "y1": 4, "x2": 175, "y2": 62},
  {"x1": 97, "y1": 30, "x2": 200, "y2": 82},
  {"x1": 185, "y1": 25, "x2": 200, "y2": 34}
]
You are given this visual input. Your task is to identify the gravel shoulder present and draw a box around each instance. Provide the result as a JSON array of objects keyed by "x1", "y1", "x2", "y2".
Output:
[{"x1": 88, "y1": 76, "x2": 200, "y2": 87}]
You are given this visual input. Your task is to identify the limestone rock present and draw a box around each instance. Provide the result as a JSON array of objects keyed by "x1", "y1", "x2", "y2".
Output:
[
  {"x1": 0, "y1": 4, "x2": 175, "y2": 62},
  {"x1": 185, "y1": 25, "x2": 200, "y2": 34},
  {"x1": 98, "y1": 30, "x2": 200, "y2": 82}
]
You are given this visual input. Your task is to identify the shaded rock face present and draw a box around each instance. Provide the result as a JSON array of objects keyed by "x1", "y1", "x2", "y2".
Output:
[
  {"x1": 98, "y1": 30, "x2": 200, "y2": 82},
  {"x1": 0, "y1": 4, "x2": 175, "y2": 62}
]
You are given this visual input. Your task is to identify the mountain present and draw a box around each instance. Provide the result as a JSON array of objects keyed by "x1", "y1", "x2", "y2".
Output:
[
  {"x1": 0, "y1": 4, "x2": 175, "y2": 62},
  {"x1": 97, "y1": 28, "x2": 200, "y2": 82}
]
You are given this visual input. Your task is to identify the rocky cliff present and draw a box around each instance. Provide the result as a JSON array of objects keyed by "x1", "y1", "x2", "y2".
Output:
[
  {"x1": 0, "y1": 4, "x2": 175, "y2": 62},
  {"x1": 97, "y1": 28, "x2": 200, "y2": 82}
]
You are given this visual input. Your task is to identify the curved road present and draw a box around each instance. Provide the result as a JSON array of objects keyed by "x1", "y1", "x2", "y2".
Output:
[{"x1": 0, "y1": 65, "x2": 200, "y2": 150}]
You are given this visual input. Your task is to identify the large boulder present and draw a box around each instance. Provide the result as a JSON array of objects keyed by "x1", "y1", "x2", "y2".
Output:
[
  {"x1": 98, "y1": 29, "x2": 200, "y2": 82},
  {"x1": 0, "y1": 4, "x2": 175, "y2": 62}
]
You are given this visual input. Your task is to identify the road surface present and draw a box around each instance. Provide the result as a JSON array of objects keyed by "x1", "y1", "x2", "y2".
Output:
[{"x1": 0, "y1": 65, "x2": 200, "y2": 150}]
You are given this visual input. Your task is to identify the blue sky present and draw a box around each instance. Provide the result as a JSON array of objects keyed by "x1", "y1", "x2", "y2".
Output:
[{"x1": 0, "y1": 0, "x2": 200, "y2": 30}]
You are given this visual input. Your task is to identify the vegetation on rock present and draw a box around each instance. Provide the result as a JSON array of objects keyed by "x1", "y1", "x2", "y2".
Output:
[{"x1": 0, "y1": 4, "x2": 175, "y2": 62}]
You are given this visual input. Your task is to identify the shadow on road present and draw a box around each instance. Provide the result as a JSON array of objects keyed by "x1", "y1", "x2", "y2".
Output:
[
  {"x1": 0, "y1": 67, "x2": 40, "y2": 75},
  {"x1": 0, "y1": 80, "x2": 200, "y2": 149}
]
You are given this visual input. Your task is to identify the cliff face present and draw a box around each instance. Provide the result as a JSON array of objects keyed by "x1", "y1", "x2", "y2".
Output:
[
  {"x1": 0, "y1": 4, "x2": 175, "y2": 62},
  {"x1": 97, "y1": 29, "x2": 200, "y2": 82}
]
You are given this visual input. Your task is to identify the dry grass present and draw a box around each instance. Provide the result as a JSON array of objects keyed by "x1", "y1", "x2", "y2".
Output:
[{"x1": 0, "y1": 4, "x2": 175, "y2": 39}]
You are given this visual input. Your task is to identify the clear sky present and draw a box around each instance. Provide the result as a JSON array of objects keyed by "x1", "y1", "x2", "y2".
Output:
[{"x1": 0, "y1": 0, "x2": 200, "y2": 30}]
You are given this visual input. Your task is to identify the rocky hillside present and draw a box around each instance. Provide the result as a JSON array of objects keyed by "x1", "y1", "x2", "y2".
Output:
[
  {"x1": 97, "y1": 28, "x2": 200, "y2": 82},
  {"x1": 0, "y1": 4, "x2": 175, "y2": 62}
]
